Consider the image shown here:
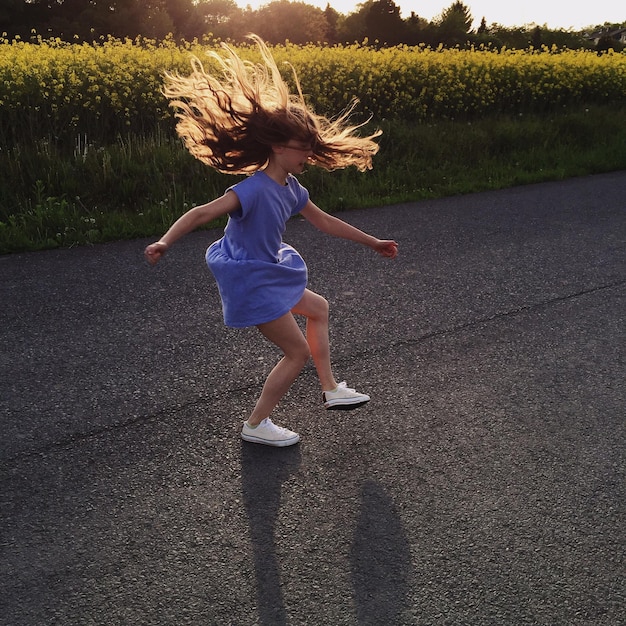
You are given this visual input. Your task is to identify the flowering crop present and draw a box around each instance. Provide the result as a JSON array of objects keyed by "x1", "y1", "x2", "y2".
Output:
[
  {"x1": 0, "y1": 36, "x2": 191, "y2": 145},
  {"x1": 282, "y1": 43, "x2": 626, "y2": 121},
  {"x1": 1, "y1": 37, "x2": 625, "y2": 147}
]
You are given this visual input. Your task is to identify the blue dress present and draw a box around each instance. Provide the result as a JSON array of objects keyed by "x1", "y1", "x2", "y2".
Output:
[{"x1": 206, "y1": 171, "x2": 309, "y2": 328}]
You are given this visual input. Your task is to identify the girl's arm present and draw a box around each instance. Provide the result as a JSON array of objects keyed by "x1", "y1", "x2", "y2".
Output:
[
  {"x1": 144, "y1": 191, "x2": 240, "y2": 265},
  {"x1": 300, "y1": 200, "x2": 398, "y2": 258}
]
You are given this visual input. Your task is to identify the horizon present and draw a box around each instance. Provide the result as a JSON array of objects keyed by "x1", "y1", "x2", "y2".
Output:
[{"x1": 236, "y1": 0, "x2": 624, "y2": 31}]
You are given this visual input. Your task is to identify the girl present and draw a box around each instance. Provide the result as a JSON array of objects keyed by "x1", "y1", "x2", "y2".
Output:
[{"x1": 145, "y1": 36, "x2": 398, "y2": 447}]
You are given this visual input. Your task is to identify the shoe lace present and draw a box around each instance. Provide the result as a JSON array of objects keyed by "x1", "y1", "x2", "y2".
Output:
[
  {"x1": 337, "y1": 381, "x2": 356, "y2": 393},
  {"x1": 264, "y1": 418, "x2": 291, "y2": 435}
]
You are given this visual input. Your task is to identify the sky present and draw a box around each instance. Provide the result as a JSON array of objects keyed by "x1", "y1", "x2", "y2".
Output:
[{"x1": 237, "y1": 0, "x2": 624, "y2": 31}]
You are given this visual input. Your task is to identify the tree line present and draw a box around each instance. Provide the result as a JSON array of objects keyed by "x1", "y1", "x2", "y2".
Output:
[{"x1": 2, "y1": 0, "x2": 621, "y2": 50}]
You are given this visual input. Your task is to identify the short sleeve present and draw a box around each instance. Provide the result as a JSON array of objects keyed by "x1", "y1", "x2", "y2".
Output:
[{"x1": 287, "y1": 176, "x2": 309, "y2": 215}]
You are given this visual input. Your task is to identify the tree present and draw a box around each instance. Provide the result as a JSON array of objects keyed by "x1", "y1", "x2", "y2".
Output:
[
  {"x1": 530, "y1": 25, "x2": 543, "y2": 49},
  {"x1": 3, "y1": 0, "x2": 611, "y2": 48},
  {"x1": 404, "y1": 11, "x2": 431, "y2": 46},
  {"x1": 193, "y1": 0, "x2": 242, "y2": 40},
  {"x1": 489, "y1": 25, "x2": 531, "y2": 49},
  {"x1": 543, "y1": 28, "x2": 587, "y2": 50},
  {"x1": 324, "y1": 3, "x2": 340, "y2": 44},
  {"x1": 336, "y1": 3, "x2": 368, "y2": 43},
  {"x1": 162, "y1": 0, "x2": 197, "y2": 38},
  {"x1": 2, "y1": 0, "x2": 205, "y2": 41},
  {"x1": 0, "y1": 0, "x2": 22, "y2": 22},
  {"x1": 0, "y1": 0, "x2": 27, "y2": 38},
  {"x1": 246, "y1": 1, "x2": 330, "y2": 44},
  {"x1": 437, "y1": 1, "x2": 473, "y2": 47},
  {"x1": 471, "y1": 15, "x2": 498, "y2": 47},
  {"x1": 364, "y1": 0, "x2": 405, "y2": 46},
  {"x1": 139, "y1": 1, "x2": 177, "y2": 40}
]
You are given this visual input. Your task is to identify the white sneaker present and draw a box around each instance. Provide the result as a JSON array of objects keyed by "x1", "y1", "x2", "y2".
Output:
[
  {"x1": 323, "y1": 381, "x2": 370, "y2": 410},
  {"x1": 241, "y1": 418, "x2": 300, "y2": 447}
]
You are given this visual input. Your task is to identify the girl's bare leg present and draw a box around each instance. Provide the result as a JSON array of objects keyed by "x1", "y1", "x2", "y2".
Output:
[
  {"x1": 291, "y1": 289, "x2": 338, "y2": 392},
  {"x1": 248, "y1": 312, "x2": 311, "y2": 426}
]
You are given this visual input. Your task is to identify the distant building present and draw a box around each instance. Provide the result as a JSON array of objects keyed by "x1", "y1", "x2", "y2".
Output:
[{"x1": 586, "y1": 27, "x2": 626, "y2": 46}]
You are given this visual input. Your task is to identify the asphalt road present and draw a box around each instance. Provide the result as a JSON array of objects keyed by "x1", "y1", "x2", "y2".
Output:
[{"x1": 1, "y1": 171, "x2": 625, "y2": 625}]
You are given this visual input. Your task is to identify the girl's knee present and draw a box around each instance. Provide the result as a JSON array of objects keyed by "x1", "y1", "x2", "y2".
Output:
[
  {"x1": 294, "y1": 290, "x2": 329, "y2": 322},
  {"x1": 312, "y1": 294, "x2": 329, "y2": 321},
  {"x1": 320, "y1": 295, "x2": 329, "y2": 315},
  {"x1": 301, "y1": 349, "x2": 312, "y2": 367},
  {"x1": 288, "y1": 342, "x2": 311, "y2": 367}
]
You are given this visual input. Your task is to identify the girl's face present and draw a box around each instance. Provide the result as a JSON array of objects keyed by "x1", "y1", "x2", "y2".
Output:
[{"x1": 273, "y1": 140, "x2": 315, "y2": 175}]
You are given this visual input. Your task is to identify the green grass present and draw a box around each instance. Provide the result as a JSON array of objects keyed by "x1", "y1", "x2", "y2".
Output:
[{"x1": 1, "y1": 104, "x2": 625, "y2": 254}]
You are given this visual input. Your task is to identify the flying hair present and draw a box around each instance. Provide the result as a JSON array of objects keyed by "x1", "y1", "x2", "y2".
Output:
[{"x1": 162, "y1": 35, "x2": 381, "y2": 174}]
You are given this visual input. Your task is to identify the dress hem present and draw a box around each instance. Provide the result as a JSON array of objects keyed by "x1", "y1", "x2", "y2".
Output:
[{"x1": 223, "y1": 286, "x2": 307, "y2": 328}]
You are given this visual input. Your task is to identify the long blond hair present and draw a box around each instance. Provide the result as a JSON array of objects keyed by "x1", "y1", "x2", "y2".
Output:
[{"x1": 163, "y1": 35, "x2": 381, "y2": 174}]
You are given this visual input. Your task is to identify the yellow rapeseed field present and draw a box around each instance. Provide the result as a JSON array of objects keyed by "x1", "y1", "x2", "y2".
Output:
[{"x1": 1, "y1": 36, "x2": 625, "y2": 145}]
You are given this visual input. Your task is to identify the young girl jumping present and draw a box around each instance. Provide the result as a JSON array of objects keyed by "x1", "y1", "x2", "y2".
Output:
[{"x1": 145, "y1": 36, "x2": 398, "y2": 447}]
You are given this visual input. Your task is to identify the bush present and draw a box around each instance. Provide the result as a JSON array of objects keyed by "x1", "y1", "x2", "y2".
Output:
[{"x1": 1, "y1": 37, "x2": 625, "y2": 148}]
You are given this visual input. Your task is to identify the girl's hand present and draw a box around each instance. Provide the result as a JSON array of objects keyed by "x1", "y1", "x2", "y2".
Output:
[
  {"x1": 144, "y1": 241, "x2": 169, "y2": 265},
  {"x1": 373, "y1": 239, "x2": 398, "y2": 259}
]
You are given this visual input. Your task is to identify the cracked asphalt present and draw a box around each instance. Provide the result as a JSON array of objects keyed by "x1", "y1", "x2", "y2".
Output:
[{"x1": 1, "y1": 171, "x2": 625, "y2": 625}]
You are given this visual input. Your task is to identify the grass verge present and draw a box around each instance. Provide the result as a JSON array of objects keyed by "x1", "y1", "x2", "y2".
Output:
[{"x1": 1, "y1": 104, "x2": 625, "y2": 254}]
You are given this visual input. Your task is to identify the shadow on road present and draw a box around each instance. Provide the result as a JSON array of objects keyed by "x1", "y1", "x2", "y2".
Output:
[
  {"x1": 350, "y1": 479, "x2": 413, "y2": 625},
  {"x1": 241, "y1": 444, "x2": 413, "y2": 624},
  {"x1": 241, "y1": 441, "x2": 302, "y2": 626}
]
